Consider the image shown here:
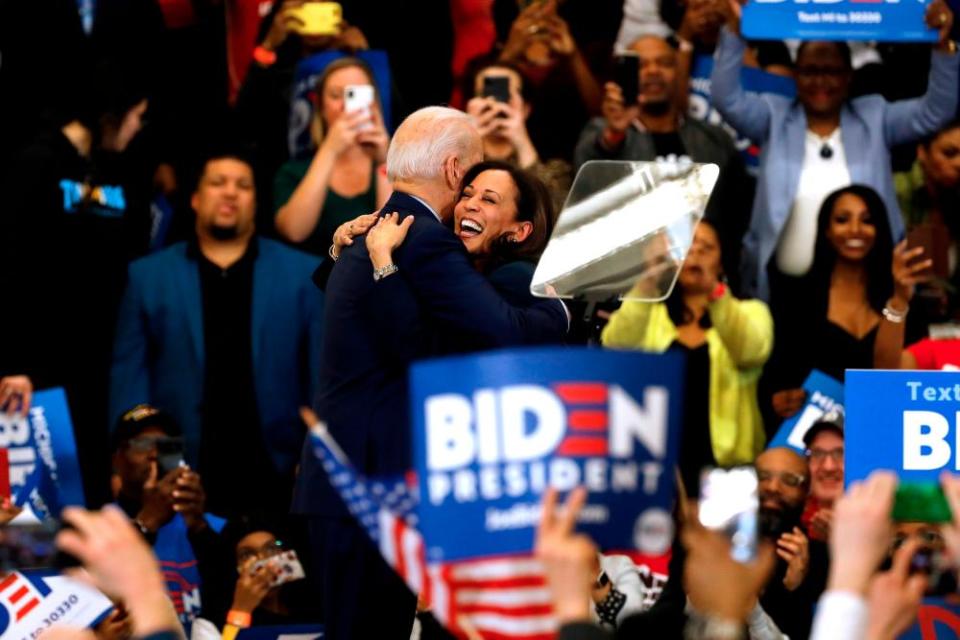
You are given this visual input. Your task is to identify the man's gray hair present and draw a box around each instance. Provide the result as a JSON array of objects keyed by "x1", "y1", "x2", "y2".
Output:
[{"x1": 386, "y1": 107, "x2": 478, "y2": 183}]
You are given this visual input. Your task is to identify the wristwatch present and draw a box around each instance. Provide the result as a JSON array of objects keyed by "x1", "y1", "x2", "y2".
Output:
[{"x1": 373, "y1": 263, "x2": 399, "y2": 281}]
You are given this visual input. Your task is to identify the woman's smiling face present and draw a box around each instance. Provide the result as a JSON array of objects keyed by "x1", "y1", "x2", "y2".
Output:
[{"x1": 454, "y1": 169, "x2": 529, "y2": 256}]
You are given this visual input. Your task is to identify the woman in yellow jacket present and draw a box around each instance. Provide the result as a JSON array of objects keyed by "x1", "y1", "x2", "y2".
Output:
[{"x1": 602, "y1": 220, "x2": 773, "y2": 497}]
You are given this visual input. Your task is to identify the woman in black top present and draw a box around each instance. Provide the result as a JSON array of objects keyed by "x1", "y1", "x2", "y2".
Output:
[{"x1": 762, "y1": 184, "x2": 898, "y2": 430}]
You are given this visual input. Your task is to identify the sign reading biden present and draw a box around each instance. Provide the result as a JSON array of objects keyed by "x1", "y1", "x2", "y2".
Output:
[
  {"x1": 741, "y1": 0, "x2": 937, "y2": 42},
  {"x1": 1, "y1": 388, "x2": 85, "y2": 520},
  {"x1": 410, "y1": 348, "x2": 683, "y2": 562},
  {"x1": 846, "y1": 370, "x2": 960, "y2": 485}
]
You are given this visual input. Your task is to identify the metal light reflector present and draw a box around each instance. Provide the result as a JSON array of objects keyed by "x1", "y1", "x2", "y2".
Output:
[{"x1": 531, "y1": 160, "x2": 720, "y2": 301}]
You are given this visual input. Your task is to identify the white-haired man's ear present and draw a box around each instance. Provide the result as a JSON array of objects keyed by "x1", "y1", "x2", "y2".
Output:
[{"x1": 443, "y1": 156, "x2": 462, "y2": 191}]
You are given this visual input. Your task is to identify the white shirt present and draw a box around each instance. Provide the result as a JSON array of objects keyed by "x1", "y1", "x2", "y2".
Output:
[
  {"x1": 810, "y1": 591, "x2": 869, "y2": 640},
  {"x1": 776, "y1": 127, "x2": 851, "y2": 276}
]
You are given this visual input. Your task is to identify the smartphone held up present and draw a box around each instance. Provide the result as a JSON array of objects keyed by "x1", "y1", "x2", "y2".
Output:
[{"x1": 698, "y1": 467, "x2": 759, "y2": 563}]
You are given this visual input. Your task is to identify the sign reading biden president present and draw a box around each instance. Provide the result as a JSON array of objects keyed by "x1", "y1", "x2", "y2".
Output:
[
  {"x1": 846, "y1": 370, "x2": 960, "y2": 485},
  {"x1": 741, "y1": 0, "x2": 937, "y2": 42},
  {"x1": 410, "y1": 347, "x2": 683, "y2": 562}
]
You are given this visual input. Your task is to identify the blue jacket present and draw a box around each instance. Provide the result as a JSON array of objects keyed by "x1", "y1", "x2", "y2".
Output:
[
  {"x1": 711, "y1": 27, "x2": 960, "y2": 300},
  {"x1": 109, "y1": 238, "x2": 323, "y2": 474},
  {"x1": 292, "y1": 191, "x2": 568, "y2": 517}
]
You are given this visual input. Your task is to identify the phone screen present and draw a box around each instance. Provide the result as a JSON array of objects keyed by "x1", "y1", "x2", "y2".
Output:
[
  {"x1": 156, "y1": 437, "x2": 185, "y2": 478},
  {"x1": 613, "y1": 54, "x2": 640, "y2": 106},
  {"x1": 482, "y1": 76, "x2": 511, "y2": 104},
  {"x1": 699, "y1": 467, "x2": 758, "y2": 563}
]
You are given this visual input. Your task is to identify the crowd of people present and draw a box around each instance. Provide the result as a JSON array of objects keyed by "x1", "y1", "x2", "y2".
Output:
[{"x1": 2, "y1": 0, "x2": 960, "y2": 638}]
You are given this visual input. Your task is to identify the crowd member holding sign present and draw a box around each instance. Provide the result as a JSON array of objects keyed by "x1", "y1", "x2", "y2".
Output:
[
  {"x1": 293, "y1": 107, "x2": 569, "y2": 640},
  {"x1": 273, "y1": 57, "x2": 392, "y2": 256},
  {"x1": 762, "y1": 186, "x2": 926, "y2": 425},
  {"x1": 110, "y1": 149, "x2": 323, "y2": 519},
  {"x1": 712, "y1": 0, "x2": 960, "y2": 301},
  {"x1": 602, "y1": 220, "x2": 773, "y2": 496},
  {"x1": 1, "y1": 61, "x2": 154, "y2": 507}
]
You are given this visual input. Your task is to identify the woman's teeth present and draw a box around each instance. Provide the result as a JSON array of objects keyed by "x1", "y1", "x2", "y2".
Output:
[{"x1": 460, "y1": 219, "x2": 483, "y2": 237}]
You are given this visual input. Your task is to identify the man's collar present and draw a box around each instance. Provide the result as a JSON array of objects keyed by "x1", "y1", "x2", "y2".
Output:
[
  {"x1": 187, "y1": 234, "x2": 259, "y2": 264},
  {"x1": 406, "y1": 193, "x2": 443, "y2": 223}
]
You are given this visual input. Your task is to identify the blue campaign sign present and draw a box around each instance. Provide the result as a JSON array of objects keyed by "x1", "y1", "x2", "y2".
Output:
[
  {"x1": 768, "y1": 370, "x2": 844, "y2": 453},
  {"x1": 741, "y1": 0, "x2": 937, "y2": 42},
  {"x1": 0, "y1": 570, "x2": 113, "y2": 639},
  {"x1": 901, "y1": 598, "x2": 960, "y2": 639},
  {"x1": 846, "y1": 370, "x2": 960, "y2": 485},
  {"x1": 410, "y1": 347, "x2": 684, "y2": 563},
  {"x1": 688, "y1": 55, "x2": 796, "y2": 174},
  {"x1": 3, "y1": 388, "x2": 85, "y2": 520}
]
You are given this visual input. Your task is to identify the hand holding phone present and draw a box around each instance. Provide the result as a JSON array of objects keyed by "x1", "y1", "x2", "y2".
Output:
[
  {"x1": 285, "y1": 2, "x2": 342, "y2": 37},
  {"x1": 698, "y1": 467, "x2": 758, "y2": 563},
  {"x1": 252, "y1": 550, "x2": 306, "y2": 587},
  {"x1": 344, "y1": 84, "x2": 375, "y2": 131},
  {"x1": 612, "y1": 53, "x2": 640, "y2": 106}
]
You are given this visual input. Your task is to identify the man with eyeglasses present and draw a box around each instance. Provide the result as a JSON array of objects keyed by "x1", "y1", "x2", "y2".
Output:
[
  {"x1": 111, "y1": 404, "x2": 227, "y2": 633},
  {"x1": 802, "y1": 411, "x2": 845, "y2": 542},
  {"x1": 755, "y1": 446, "x2": 829, "y2": 640}
]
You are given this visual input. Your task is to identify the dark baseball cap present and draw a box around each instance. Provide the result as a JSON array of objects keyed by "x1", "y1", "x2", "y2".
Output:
[
  {"x1": 802, "y1": 407, "x2": 845, "y2": 449},
  {"x1": 111, "y1": 404, "x2": 181, "y2": 452}
]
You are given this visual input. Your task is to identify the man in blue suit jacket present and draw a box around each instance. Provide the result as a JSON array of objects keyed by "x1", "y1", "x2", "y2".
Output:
[
  {"x1": 293, "y1": 107, "x2": 568, "y2": 639},
  {"x1": 111, "y1": 151, "x2": 323, "y2": 518}
]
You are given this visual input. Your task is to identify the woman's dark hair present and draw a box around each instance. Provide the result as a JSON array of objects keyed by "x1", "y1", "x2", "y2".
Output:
[
  {"x1": 665, "y1": 218, "x2": 720, "y2": 329},
  {"x1": 805, "y1": 184, "x2": 895, "y2": 315},
  {"x1": 920, "y1": 118, "x2": 960, "y2": 148},
  {"x1": 458, "y1": 160, "x2": 555, "y2": 272}
]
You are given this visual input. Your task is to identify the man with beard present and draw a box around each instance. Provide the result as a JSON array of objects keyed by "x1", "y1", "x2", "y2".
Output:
[
  {"x1": 802, "y1": 411, "x2": 845, "y2": 541},
  {"x1": 756, "y1": 446, "x2": 829, "y2": 640},
  {"x1": 110, "y1": 150, "x2": 323, "y2": 518},
  {"x1": 572, "y1": 35, "x2": 750, "y2": 291}
]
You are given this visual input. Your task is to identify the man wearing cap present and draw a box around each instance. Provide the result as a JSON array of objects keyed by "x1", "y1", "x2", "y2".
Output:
[
  {"x1": 111, "y1": 404, "x2": 229, "y2": 631},
  {"x1": 801, "y1": 409, "x2": 845, "y2": 542}
]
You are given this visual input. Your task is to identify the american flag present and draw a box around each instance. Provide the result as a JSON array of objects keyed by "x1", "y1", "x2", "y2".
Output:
[{"x1": 309, "y1": 425, "x2": 557, "y2": 640}]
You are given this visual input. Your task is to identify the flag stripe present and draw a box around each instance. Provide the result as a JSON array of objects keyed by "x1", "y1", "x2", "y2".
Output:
[
  {"x1": 456, "y1": 588, "x2": 553, "y2": 606},
  {"x1": 449, "y1": 557, "x2": 543, "y2": 580},
  {"x1": 449, "y1": 576, "x2": 546, "y2": 590},
  {"x1": 9, "y1": 585, "x2": 28, "y2": 604},
  {"x1": 556, "y1": 437, "x2": 607, "y2": 456},
  {"x1": 468, "y1": 612, "x2": 558, "y2": 635},
  {"x1": 568, "y1": 410, "x2": 608, "y2": 430},
  {"x1": 0, "y1": 573, "x2": 18, "y2": 592},
  {"x1": 457, "y1": 603, "x2": 556, "y2": 617},
  {"x1": 552, "y1": 383, "x2": 607, "y2": 404},
  {"x1": 16, "y1": 597, "x2": 40, "y2": 621}
]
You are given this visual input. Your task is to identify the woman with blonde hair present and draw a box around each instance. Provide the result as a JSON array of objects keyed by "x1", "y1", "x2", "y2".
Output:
[{"x1": 274, "y1": 57, "x2": 391, "y2": 255}]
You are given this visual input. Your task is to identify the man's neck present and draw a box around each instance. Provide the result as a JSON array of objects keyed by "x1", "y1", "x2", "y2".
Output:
[
  {"x1": 197, "y1": 232, "x2": 254, "y2": 269},
  {"x1": 392, "y1": 180, "x2": 449, "y2": 222},
  {"x1": 638, "y1": 105, "x2": 679, "y2": 134}
]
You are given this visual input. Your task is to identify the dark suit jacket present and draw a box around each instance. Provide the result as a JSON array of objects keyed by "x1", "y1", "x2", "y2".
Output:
[
  {"x1": 293, "y1": 191, "x2": 568, "y2": 516},
  {"x1": 109, "y1": 237, "x2": 324, "y2": 474}
]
